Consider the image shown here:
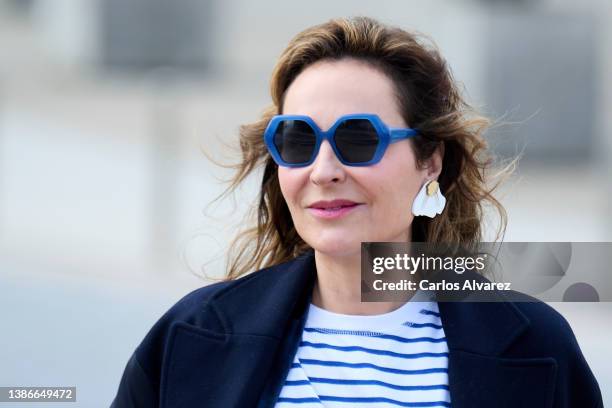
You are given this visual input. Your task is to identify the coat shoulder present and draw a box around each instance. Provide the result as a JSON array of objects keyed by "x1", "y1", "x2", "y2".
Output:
[
  {"x1": 151, "y1": 258, "x2": 297, "y2": 324},
  {"x1": 136, "y1": 264, "x2": 283, "y2": 353}
]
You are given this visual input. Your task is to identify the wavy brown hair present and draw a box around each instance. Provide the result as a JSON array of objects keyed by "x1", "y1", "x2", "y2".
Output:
[{"x1": 212, "y1": 16, "x2": 516, "y2": 280}]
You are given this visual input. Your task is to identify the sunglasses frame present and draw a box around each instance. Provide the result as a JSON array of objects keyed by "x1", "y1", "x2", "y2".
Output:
[{"x1": 263, "y1": 113, "x2": 419, "y2": 167}]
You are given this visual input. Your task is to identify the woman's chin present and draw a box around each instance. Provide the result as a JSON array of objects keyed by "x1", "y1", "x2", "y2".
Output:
[{"x1": 311, "y1": 240, "x2": 362, "y2": 258}]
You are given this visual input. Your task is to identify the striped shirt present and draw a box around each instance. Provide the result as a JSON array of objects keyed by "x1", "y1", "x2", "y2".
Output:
[{"x1": 274, "y1": 292, "x2": 451, "y2": 407}]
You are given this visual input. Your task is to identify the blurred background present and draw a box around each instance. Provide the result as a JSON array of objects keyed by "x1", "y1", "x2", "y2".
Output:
[{"x1": 0, "y1": 0, "x2": 610, "y2": 406}]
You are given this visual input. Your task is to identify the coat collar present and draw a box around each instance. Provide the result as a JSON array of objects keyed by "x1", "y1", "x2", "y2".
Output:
[
  {"x1": 161, "y1": 250, "x2": 556, "y2": 408},
  {"x1": 209, "y1": 250, "x2": 317, "y2": 339},
  {"x1": 210, "y1": 249, "x2": 530, "y2": 357}
]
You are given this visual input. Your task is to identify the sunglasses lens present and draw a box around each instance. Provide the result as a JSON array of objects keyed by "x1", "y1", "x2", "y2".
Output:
[
  {"x1": 334, "y1": 119, "x2": 380, "y2": 163},
  {"x1": 273, "y1": 120, "x2": 317, "y2": 164}
]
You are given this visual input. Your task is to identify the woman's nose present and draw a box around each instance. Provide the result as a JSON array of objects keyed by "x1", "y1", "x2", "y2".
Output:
[{"x1": 309, "y1": 140, "x2": 346, "y2": 185}]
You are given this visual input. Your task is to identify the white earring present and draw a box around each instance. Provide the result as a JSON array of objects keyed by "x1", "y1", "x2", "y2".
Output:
[{"x1": 412, "y1": 179, "x2": 446, "y2": 218}]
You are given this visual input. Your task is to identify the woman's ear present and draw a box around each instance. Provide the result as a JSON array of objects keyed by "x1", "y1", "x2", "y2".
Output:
[{"x1": 425, "y1": 143, "x2": 444, "y2": 179}]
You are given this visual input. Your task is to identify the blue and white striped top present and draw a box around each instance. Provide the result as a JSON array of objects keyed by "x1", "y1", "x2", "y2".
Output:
[{"x1": 274, "y1": 292, "x2": 451, "y2": 407}]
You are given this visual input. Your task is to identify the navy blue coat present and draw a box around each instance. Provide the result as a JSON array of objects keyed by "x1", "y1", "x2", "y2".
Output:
[{"x1": 111, "y1": 250, "x2": 603, "y2": 407}]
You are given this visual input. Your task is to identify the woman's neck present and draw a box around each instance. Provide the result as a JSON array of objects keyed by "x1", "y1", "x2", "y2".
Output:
[{"x1": 311, "y1": 249, "x2": 411, "y2": 315}]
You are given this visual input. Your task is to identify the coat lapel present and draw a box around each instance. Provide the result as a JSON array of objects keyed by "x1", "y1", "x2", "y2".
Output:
[
  {"x1": 160, "y1": 250, "x2": 557, "y2": 408},
  {"x1": 160, "y1": 322, "x2": 280, "y2": 407},
  {"x1": 437, "y1": 279, "x2": 557, "y2": 408},
  {"x1": 159, "y1": 252, "x2": 316, "y2": 408}
]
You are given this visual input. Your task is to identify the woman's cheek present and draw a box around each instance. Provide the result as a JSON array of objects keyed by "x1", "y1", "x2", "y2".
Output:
[{"x1": 278, "y1": 172, "x2": 299, "y2": 210}]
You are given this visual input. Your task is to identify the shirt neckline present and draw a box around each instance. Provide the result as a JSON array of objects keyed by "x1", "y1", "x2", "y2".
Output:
[{"x1": 305, "y1": 289, "x2": 436, "y2": 330}]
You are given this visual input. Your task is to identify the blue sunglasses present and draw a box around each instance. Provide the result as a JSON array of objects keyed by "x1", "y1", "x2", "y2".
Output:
[{"x1": 263, "y1": 113, "x2": 419, "y2": 167}]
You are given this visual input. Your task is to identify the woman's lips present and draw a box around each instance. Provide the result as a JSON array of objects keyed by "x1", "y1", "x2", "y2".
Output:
[{"x1": 307, "y1": 203, "x2": 362, "y2": 219}]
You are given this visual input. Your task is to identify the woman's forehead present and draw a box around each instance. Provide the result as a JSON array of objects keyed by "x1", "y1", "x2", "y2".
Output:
[{"x1": 282, "y1": 59, "x2": 405, "y2": 129}]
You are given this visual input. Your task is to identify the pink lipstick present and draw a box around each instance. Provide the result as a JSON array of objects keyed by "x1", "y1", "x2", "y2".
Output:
[{"x1": 307, "y1": 199, "x2": 363, "y2": 219}]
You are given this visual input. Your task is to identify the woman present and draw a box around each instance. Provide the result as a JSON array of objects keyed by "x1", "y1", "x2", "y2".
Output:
[{"x1": 111, "y1": 17, "x2": 603, "y2": 408}]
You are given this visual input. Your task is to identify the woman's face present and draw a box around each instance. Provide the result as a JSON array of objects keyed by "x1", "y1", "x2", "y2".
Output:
[{"x1": 278, "y1": 58, "x2": 441, "y2": 258}]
